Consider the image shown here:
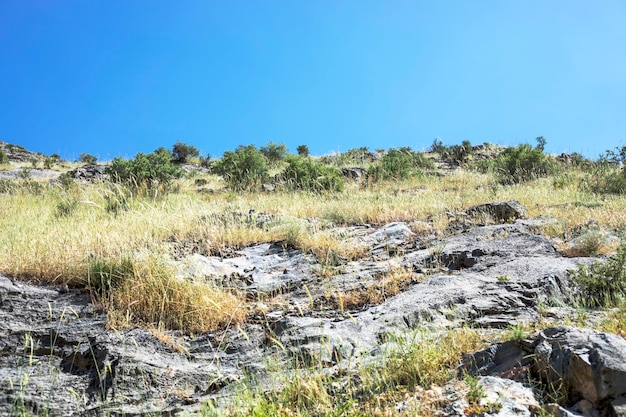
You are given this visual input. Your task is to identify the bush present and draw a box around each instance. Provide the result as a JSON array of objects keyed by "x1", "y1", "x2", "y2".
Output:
[
  {"x1": 282, "y1": 155, "x2": 344, "y2": 192},
  {"x1": 212, "y1": 145, "x2": 269, "y2": 191},
  {"x1": 172, "y1": 141, "x2": 200, "y2": 164},
  {"x1": 0, "y1": 150, "x2": 8, "y2": 164},
  {"x1": 370, "y1": 147, "x2": 434, "y2": 181},
  {"x1": 297, "y1": 144, "x2": 310, "y2": 157},
  {"x1": 79, "y1": 153, "x2": 97, "y2": 164},
  {"x1": 43, "y1": 157, "x2": 54, "y2": 169},
  {"x1": 572, "y1": 244, "x2": 626, "y2": 307},
  {"x1": 260, "y1": 141, "x2": 288, "y2": 164},
  {"x1": 581, "y1": 146, "x2": 626, "y2": 195},
  {"x1": 486, "y1": 142, "x2": 556, "y2": 184},
  {"x1": 430, "y1": 139, "x2": 473, "y2": 165},
  {"x1": 106, "y1": 147, "x2": 183, "y2": 188}
]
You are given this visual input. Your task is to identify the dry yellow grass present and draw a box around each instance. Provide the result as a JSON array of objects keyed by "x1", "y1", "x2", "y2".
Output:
[
  {"x1": 104, "y1": 256, "x2": 245, "y2": 334},
  {"x1": 1, "y1": 165, "x2": 625, "y2": 334}
]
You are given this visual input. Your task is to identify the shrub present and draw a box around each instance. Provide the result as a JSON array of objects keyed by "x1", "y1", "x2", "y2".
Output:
[
  {"x1": 106, "y1": 147, "x2": 183, "y2": 188},
  {"x1": 430, "y1": 139, "x2": 473, "y2": 165},
  {"x1": 172, "y1": 141, "x2": 200, "y2": 164},
  {"x1": 212, "y1": 145, "x2": 269, "y2": 191},
  {"x1": 260, "y1": 141, "x2": 288, "y2": 163},
  {"x1": 297, "y1": 144, "x2": 310, "y2": 157},
  {"x1": 43, "y1": 157, "x2": 54, "y2": 169},
  {"x1": 370, "y1": 147, "x2": 434, "y2": 181},
  {"x1": 282, "y1": 155, "x2": 344, "y2": 192},
  {"x1": 489, "y1": 142, "x2": 556, "y2": 184},
  {"x1": 581, "y1": 146, "x2": 626, "y2": 195},
  {"x1": 200, "y1": 153, "x2": 211, "y2": 168},
  {"x1": 79, "y1": 153, "x2": 97, "y2": 164},
  {"x1": 572, "y1": 244, "x2": 626, "y2": 307}
]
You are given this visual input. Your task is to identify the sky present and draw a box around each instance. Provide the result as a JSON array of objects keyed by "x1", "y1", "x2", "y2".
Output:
[{"x1": 1, "y1": 1, "x2": 625, "y2": 161}]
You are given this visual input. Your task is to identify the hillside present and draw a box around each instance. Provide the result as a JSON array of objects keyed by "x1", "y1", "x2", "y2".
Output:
[{"x1": 1, "y1": 140, "x2": 626, "y2": 416}]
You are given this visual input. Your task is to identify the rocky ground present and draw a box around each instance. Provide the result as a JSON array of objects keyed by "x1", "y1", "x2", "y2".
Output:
[{"x1": 2, "y1": 200, "x2": 626, "y2": 416}]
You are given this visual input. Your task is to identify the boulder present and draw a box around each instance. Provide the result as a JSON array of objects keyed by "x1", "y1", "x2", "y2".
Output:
[
  {"x1": 467, "y1": 200, "x2": 527, "y2": 222},
  {"x1": 534, "y1": 326, "x2": 626, "y2": 406},
  {"x1": 68, "y1": 164, "x2": 108, "y2": 181},
  {"x1": 341, "y1": 167, "x2": 368, "y2": 182}
]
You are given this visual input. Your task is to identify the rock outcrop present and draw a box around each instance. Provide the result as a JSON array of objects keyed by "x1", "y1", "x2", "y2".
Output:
[{"x1": 1, "y1": 204, "x2": 624, "y2": 416}]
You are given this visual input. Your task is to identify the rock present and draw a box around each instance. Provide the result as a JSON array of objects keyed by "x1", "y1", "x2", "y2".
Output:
[
  {"x1": 534, "y1": 326, "x2": 626, "y2": 404},
  {"x1": 363, "y1": 222, "x2": 415, "y2": 256},
  {"x1": 1, "y1": 218, "x2": 622, "y2": 416},
  {"x1": 68, "y1": 164, "x2": 109, "y2": 182},
  {"x1": 479, "y1": 376, "x2": 540, "y2": 416},
  {"x1": 341, "y1": 167, "x2": 368, "y2": 182},
  {"x1": 467, "y1": 200, "x2": 527, "y2": 222}
]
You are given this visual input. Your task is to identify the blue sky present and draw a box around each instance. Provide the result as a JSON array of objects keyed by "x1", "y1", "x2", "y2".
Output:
[{"x1": 1, "y1": 1, "x2": 625, "y2": 161}]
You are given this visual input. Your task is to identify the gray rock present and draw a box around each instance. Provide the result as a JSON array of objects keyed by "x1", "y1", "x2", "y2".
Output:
[
  {"x1": 341, "y1": 167, "x2": 368, "y2": 182},
  {"x1": 467, "y1": 200, "x2": 527, "y2": 222},
  {"x1": 534, "y1": 326, "x2": 626, "y2": 404},
  {"x1": 479, "y1": 376, "x2": 540, "y2": 416},
  {"x1": 68, "y1": 164, "x2": 109, "y2": 182}
]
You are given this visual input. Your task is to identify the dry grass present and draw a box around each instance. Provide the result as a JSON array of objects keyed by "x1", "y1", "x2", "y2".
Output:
[
  {"x1": 104, "y1": 255, "x2": 246, "y2": 334},
  {"x1": 1, "y1": 165, "x2": 626, "y2": 335},
  {"x1": 333, "y1": 266, "x2": 423, "y2": 310}
]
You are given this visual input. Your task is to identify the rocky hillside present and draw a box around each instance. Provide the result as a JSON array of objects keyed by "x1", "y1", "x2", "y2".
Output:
[
  {"x1": 1, "y1": 200, "x2": 625, "y2": 416},
  {"x1": 1, "y1": 140, "x2": 626, "y2": 416}
]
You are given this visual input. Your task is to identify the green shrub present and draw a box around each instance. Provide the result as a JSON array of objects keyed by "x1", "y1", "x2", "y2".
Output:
[
  {"x1": 282, "y1": 155, "x2": 344, "y2": 192},
  {"x1": 370, "y1": 147, "x2": 434, "y2": 181},
  {"x1": 580, "y1": 147, "x2": 626, "y2": 195},
  {"x1": 319, "y1": 147, "x2": 376, "y2": 167},
  {"x1": 297, "y1": 144, "x2": 310, "y2": 157},
  {"x1": 43, "y1": 157, "x2": 54, "y2": 169},
  {"x1": 260, "y1": 141, "x2": 288, "y2": 164},
  {"x1": 30, "y1": 158, "x2": 40, "y2": 168},
  {"x1": 79, "y1": 153, "x2": 97, "y2": 164},
  {"x1": 0, "y1": 150, "x2": 8, "y2": 164},
  {"x1": 106, "y1": 147, "x2": 183, "y2": 188},
  {"x1": 488, "y1": 142, "x2": 556, "y2": 184},
  {"x1": 572, "y1": 244, "x2": 626, "y2": 307},
  {"x1": 212, "y1": 145, "x2": 269, "y2": 191},
  {"x1": 172, "y1": 141, "x2": 200, "y2": 164},
  {"x1": 430, "y1": 139, "x2": 473, "y2": 165}
]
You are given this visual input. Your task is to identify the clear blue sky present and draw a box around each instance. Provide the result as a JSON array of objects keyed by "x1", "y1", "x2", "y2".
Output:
[{"x1": 2, "y1": 1, "x2": 625, "y2": 161}]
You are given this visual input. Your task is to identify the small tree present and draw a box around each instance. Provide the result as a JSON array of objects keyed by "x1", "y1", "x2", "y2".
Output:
[
  {"x1": 535, "y1": 136, "x2": 547, "y2": 152},
  {"x1": 172, "y1": 141, "x2": 200, "y2": 164},
  {"x1": 260, "y1": 141, "x2": 288, "y2": 163},
  {"x1": 80, "y1": 153, "x2": 98, "y2": 164},
  {"x1": 0, "y1": 150, "x2": 8, "y2": 164},
  {"x1": 212, "y1": 145, "x2": 269, "y2": 191},
  {"x1": 297, "y1": 144, "x2": 310, "y2": 157}
]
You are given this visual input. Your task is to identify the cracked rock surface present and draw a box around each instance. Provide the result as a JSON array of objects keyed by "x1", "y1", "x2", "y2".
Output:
[{"x1": 1, "y1": 212, "x2": 624, "y2": 416}]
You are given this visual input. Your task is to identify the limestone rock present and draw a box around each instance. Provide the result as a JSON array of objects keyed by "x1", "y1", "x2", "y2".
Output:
[{"x1": 467, "y1": 200, "x2": 527, "y2": 222}]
